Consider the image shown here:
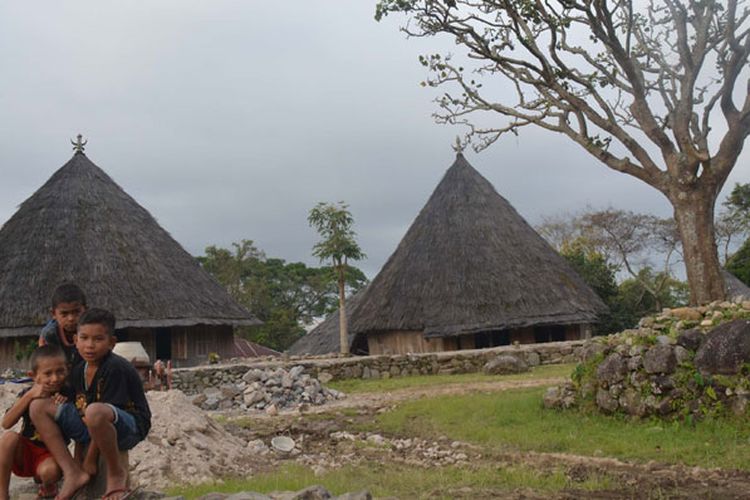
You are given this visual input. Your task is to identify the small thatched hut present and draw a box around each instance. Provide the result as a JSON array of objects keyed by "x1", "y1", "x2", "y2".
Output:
[
  {"x1": 287, "y1": 290, "x2": 368, "y2": 356},
  {"x1": 346, "y1": 153, "x2": 607, "y2": 355},
  {"x1": 0, "y1": 148, "x2": 260, "y2": 367}
]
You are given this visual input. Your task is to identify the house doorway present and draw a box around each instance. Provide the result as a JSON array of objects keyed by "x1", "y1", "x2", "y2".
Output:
[{"x1": 155, "y1": 328, "x2": 172, "y2": 360}]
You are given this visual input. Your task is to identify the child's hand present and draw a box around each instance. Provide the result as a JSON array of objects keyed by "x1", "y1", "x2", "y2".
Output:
[
  {"x1": 52, "y1": 393, "x2": 67, "y2": 405},
  {"x1": 28, "y1": 383, "x2": 47, "y2": 399}
]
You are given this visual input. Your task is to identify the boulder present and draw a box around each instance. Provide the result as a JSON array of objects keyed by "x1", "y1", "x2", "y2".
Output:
[
  {"x1": 483, "y1": 355, "x2": 529, "y2": 375},
  {"x1": 694, "y1": 319, "x2": 750, "y2": 375},
  {"x1": 642, "y1": 345, "x2": 676, "y2": 374},
  {"x1": 669, "y1": 307, "x2": 703, "y2": 321},
  {"x1": 596, "y1": 388, "x2": 619, "y2": 413},
  {"x1": 596, "y1": 353, "x2": 627, "y2": 386},
  {"x1": 676, "y1": 328, "x2": 704, "y2": 351}
]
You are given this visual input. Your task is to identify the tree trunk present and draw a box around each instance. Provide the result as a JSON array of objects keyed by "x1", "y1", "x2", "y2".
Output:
[
  {"x1": 337, "y1": 268, "x2": 349, "y2": 355},
  {"x1": 670, "y1": 189, "x2": 726, "y2": 305}
]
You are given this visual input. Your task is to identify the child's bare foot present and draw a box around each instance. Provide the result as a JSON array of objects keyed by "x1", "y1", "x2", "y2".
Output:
[
  {"x1": 102, "y1": 467, "x2": 129, "y2": 500},
  {"x1": 55, "y1": 469, "x2": 89, "y2": 500}
]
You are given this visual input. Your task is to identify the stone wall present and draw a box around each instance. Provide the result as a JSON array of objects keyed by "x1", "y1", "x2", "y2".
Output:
[
  {"x1": 544, "y1": 301, "x2": 750, "y2": 419},
  {"x1": 172, "y1": 340, "x2": 585, "y2": 395}
]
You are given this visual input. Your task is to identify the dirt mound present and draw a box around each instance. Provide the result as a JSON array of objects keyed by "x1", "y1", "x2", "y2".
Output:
[{"x1": 129, "y1": 390, "x2": 257, "y2": 489}]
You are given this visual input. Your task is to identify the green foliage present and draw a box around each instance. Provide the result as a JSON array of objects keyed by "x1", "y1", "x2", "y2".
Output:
[
  {"x1": 308, "y1": 202, "x2": 365, "y2": 271},
  {"x1": 13, "y1": 338, "x2": 36, "y2": 362},
  {"x1": 198, "y1": 239, "x2": 367, "y2": 352},
  {"x1": 726, "y1": 237, "x2": 750, "y2": 286},
  {"x1": 613, "y1": 267, "x2": 689, "y2": 323}
]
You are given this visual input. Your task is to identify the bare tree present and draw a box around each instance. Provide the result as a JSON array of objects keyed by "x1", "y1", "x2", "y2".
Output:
[
  {"x1": 538, "y1": 208, "x2": 682, "y2": 308},
  {"x1": 376, "y1": 0, "x2": 750, "y2": 303}
]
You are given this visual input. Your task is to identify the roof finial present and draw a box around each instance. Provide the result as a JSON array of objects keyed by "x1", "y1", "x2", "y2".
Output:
[
  {"x1": 452, "y1": 136, "x2": 464, "y2": 154},
  {"x1": 71, "y1": 134, "x2": 87, "y2": 154}
]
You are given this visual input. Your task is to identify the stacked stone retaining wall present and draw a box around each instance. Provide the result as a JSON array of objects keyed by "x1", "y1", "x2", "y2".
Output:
[{"x1": 172, "y1": 340, "x2": 584, "y2": 395}]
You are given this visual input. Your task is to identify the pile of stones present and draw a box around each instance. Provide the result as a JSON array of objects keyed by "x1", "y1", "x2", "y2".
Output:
[
  {"x1": 544, "y1": 300, "x2": 750, "y2": 419},
  {"x1": 191, "y1": 365, "x2": 345, "y2": 413}
]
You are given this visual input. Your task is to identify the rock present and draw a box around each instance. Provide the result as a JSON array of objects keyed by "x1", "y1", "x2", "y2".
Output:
[
  {"x1": 483, "y1": 355, "x2": 529, "y2": 375},
  {"x1": 677, "y1": 328, "x2": 704, "y2": 351},
  {"x1": 694, "y1": 319, "x2": 750, "y2": 375},
  {"x1": 543, "y1": 385, "x2": 576, "y2": 410},
  {"x1": 318, "y1": 372, "x2": 334, "y2": 384},
  {"x1": 655, "y1": 335, "x2": 672, "y2": 345},
  {"x1": 596, "y1": 388, "x2": 619, "y2": 413},
  {"x1": 290, "y1": 485, "x2": 332, "y2": 500},
  {"x1": 670, "y1": 307, "x2": 703, "y2": 321},
  {"x1": 674, "y1": 345, "x2": 691, "y2": 364},
  {"x1": 619, "y1": 388, "x2": 646, "y2": 417},
  {"x1": 333, "y1": 492, "x2": 372, "y2": 500},
  {"x1": 226, "y1": 493, "x2": 273, "y2": 500},
  {"x1": 596, "y1": 353, "x2": 627, "y2": 386},
  {"x1": 642, "y1": 345, "x2": 676, "y2": 374},
  {"x1": 525, "y1": 351, "x2": 541, "y2": 367},
  {"x1": 580, "y1": 342, "x2": 607, "y2": 362}
]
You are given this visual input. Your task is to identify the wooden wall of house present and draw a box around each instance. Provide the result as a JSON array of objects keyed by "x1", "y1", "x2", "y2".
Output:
[
  {"x1": 120, "y1": 325, "x2": 234, "y2": 368},
  {"x1": 0, "y1": 336, "x2": 37, "y2": 370},
  {"x1": 368, "y1": 322, "x2": 592, "y2": 356},
  {"x1": 367, "y1": 330, "x2": 455, "y2": 355}
]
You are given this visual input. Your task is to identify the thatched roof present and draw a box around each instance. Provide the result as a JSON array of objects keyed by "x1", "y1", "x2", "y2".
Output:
[
  {"x1": 0, "y1": 151, "x2": 259, "y2": 338},
  {"x1": 722, "y1": 270, "x2": 750, "y2": 300},
  {"x1": 286, "y1": 291, "x2": 365, "y2": 356},
  {"x1": 350, "y1": 153, "x2": 607, "y2": 338}
]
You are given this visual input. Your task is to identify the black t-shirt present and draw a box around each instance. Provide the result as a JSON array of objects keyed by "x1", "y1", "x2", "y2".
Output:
[{"x1": 70, "y1": 351, "x2": 151, "y2": 440}]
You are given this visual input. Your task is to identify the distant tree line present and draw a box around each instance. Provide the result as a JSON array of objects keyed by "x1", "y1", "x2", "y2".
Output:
[
  {"x1": 197, "y1": 240, "x2": 367, "y2": 351},
  {"x1": 539, "y1": 183, "x2": 750, "y2": 335}
]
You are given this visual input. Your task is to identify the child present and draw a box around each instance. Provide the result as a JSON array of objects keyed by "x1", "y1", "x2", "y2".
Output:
[
  {"x1": 39, "y1": 283, "x2": 87, "y2": 367},
  {"x1": 0, "y1": 345, "x2": 70, "y2": 500},
  {"x1": 30, "y1": 308, "x2": 151, "y2": 500}
]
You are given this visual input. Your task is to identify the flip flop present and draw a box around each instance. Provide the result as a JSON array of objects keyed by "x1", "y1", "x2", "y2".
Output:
[
  {"x1": 101, "y1": 486, "x2": 139, "y2": 500},
  {"x1": 37, "y1": 483, "x2": 58, "y2": 499}
]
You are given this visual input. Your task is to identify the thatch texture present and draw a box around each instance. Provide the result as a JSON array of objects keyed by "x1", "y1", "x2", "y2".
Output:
[
  {"x1": 722, "y1": 270, "x2": 750, "y2": 300},
  {"x1": 287, "y1": 291, "x2": 364, "y2": 356},
  {"x1": 0, "y1": 152, "x2": 259, "y2": 338},
  {"x1": 350, "y1": 153, "x2": 607, "y2": 338}
]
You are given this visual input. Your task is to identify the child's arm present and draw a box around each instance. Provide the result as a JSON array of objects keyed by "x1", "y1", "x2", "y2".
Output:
[{"x1": 1, "y1": 384, "x2": 44, "y2": 429}]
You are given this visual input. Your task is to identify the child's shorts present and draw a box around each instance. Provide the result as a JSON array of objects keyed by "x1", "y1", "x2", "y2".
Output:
[
  {"x1": 12, "y1": 436, "x2": 53, "y2": 478},
  {"x1": 55, "y1": 402, "x2": 141, "y2": 451}
]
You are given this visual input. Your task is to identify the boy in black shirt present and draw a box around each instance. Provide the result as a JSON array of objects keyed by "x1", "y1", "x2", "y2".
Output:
[
  {"x1": 30, "y1": 308, "x2": 151, "y2": 500},
  {"x1": 0, "y1": 346, "x2": 70, "y2": 499}
]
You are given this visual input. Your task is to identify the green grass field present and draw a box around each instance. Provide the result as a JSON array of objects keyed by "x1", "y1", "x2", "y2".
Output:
[{"x1": 370, "y1": 387, "x2": 750, "y2": 470}]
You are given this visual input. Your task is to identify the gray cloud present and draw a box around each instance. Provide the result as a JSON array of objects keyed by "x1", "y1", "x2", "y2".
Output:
[{"x1": 1, "y1": 1, "x2": 748, "y2": 279}]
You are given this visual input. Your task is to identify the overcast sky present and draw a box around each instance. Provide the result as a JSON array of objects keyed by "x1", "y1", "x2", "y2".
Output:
[{"x1": 1, "y1": 2, "x2": 748, "y2": 278}]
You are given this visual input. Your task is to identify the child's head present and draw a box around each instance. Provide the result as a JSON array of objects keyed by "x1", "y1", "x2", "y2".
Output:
[
  {"x1": 29, "y1": 345, "x2": 68, "y2": 393},
  {"x1": 76, "y1": 308, "x2": 116, "y2": 363},
  {"x1": 50, "y1": 283, "x2": 87, "y2": 336}
]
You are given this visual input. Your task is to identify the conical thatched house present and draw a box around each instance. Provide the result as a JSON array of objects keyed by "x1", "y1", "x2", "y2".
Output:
[
  {"x1": 347, "y1": 153, "x2": 607, "y2": 355},
  {"x1": 0, "y1": 148, "x2": 259, "y2": 367}
]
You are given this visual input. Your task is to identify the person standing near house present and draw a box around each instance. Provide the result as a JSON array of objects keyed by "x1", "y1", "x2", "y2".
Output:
[{"x1": 38, "y1": 284, "x2": 86, "y2": 367}]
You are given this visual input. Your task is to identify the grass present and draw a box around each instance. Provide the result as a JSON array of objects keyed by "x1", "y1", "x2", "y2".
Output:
[
  {"x1": 165, "y1": 462, "x2": 618, "y2": 499},
  {"x1": 369, "y1": 387, "x2": 750, "y2": 470},
  {"x1": 327, "y1": 363, "x2": 574, "y2": 394}
]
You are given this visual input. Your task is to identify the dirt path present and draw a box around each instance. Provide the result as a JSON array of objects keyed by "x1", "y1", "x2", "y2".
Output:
[{"x1": 227, "y1": 375, "x2": 750, "y2": 499}]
